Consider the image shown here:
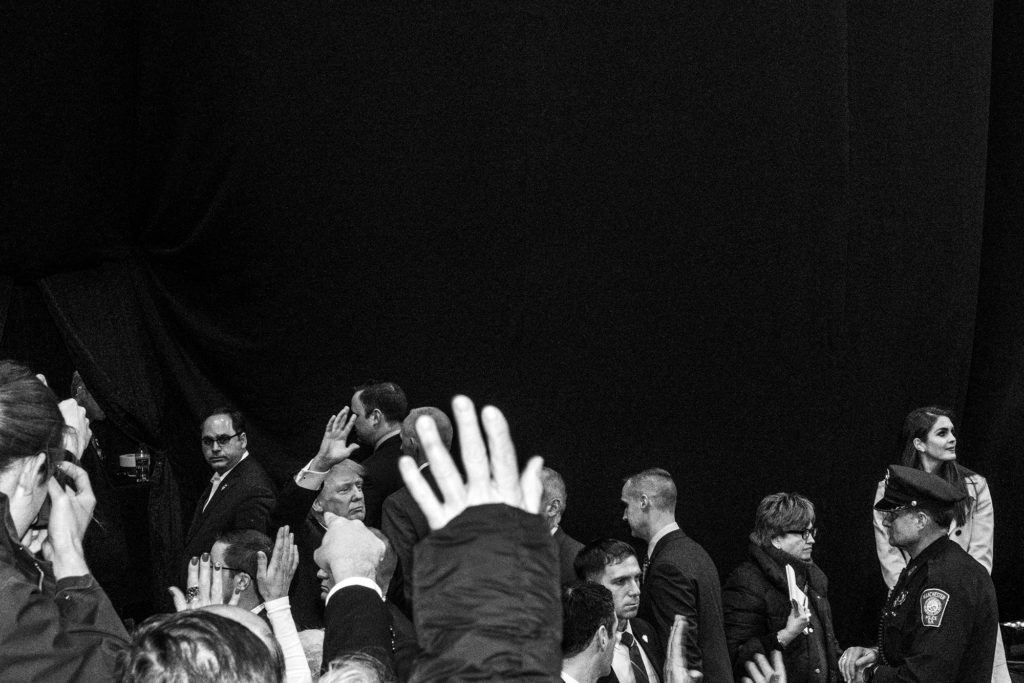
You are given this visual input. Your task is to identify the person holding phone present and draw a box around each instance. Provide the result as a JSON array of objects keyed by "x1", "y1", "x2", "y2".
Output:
[{"x1": 0, "y1": 360, "x2": 129, "y2": 679}]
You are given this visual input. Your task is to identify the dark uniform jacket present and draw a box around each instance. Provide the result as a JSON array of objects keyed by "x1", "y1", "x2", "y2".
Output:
[
  {"x1": 553, "y1": 525, "x2": 584, "y2": 586},
  {"x1": 355, "y1": 433, "x2": 404, "y2": 529},
  {"x1": 0, "y1": 492, "x2": 129, "y2": 680},
  {"x1": 874, "y1": 536, "x2": 997, "y2": 683},
  {"x1": 597, "y1": 617, "x2": 664, "y2": 683},
  {"x1": 722, "y1": 543, "x2": 841, "y2": 683}
]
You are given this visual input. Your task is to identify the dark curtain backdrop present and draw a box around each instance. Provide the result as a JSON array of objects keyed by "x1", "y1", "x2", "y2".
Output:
[{"x1": 3, "y1": 0, "x2": 1022, "y2": 642}]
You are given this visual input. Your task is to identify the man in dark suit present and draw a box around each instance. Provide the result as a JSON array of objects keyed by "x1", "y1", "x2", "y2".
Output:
[
  {"x1": 349, "y1": 381, "x2": 409, "y2": 528},
  {"x1": 541, "y1": 466, "x2": 585, "y2": 586},
  {"x1": 183, "y1": 408, "x2": 277, "y2": 564},
  {"x1": 623, "y1": 468, "x2": 732, "y2": 683},
  {"x1": 381, "y1": 405, "x2": 453, "y2": 617},
  {"x1": 576, "y1": 538, "x2": 663, "y2": 683}
]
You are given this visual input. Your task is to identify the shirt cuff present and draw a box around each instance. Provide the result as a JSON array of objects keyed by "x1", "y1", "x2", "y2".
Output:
[
  {"x1": 325, "y1": 577, "x2": 382, "y2": 605},
  {"x1": 294, "y1": 458, "x2": 330, "y2": 490},
  {"x1": 263, "y1": 596, "x2": 292, "y2": 614}
]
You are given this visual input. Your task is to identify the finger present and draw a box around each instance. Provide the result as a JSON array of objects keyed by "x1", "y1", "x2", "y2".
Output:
[
  {"x1": 257, "y1": 550, "x2": 269, "y2": 580},
  {"x1": 325, "y1": 413, "x2": 338, "y2": 432},
  {"x1": 451, "y1": 396, "x2": 489, "y2": 492},
  {"x1": 418, "y1": 412, "x2": 466, "y2": 509},
  {"x1": 399, "y1": 455, "x2": 446, "y2": 529},
  {"x1": 481, "y1": 405, "x2": 519, "y2": 503},
  {"x1": 187, "y1": 556, "x2": 200, "y2": 592},
  {"x1": 57, "y1": 461, "x2": 94, "y2": 498},
  {"x1": 229, "y1": 584, "x2": 243, "y2": 606},
  {"x1": 198, "y1": 553, "x2": 212, "y2": 602},
  {"x1": 169, "y1": 587, "x2": 188, "y2": 612},
  {"x1": 519, "y1": 455, "x2": 545, "y2": 513},
  {"x1": 769, "y1": 650, "x2": 785, "y2": 683},
  {"x1": 210, "y1": 563, "x2": 224, "y2": 604}
]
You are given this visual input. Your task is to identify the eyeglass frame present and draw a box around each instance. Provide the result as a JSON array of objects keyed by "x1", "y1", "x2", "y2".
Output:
[
  {"x1": 782, "y1": 527, "x2": 819, "y2": 541},
  {"x1": 880, "y1": 505, "x2": 920, "y2": 522},
  {"x1": 200, "y1": 432, "x2": 243, "y2": 449}
]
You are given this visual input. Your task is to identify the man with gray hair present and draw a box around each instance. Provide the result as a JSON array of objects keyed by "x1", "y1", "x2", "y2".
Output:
[
  {"x1": 381, "y1": 406, "x2": 453, "y2": 616},
  {"x1": 621, "y1": 468, "x2": 731, "y2": 682},
  {"x1": 541, "y1": 466, "x2": 585, "y2": 586}
]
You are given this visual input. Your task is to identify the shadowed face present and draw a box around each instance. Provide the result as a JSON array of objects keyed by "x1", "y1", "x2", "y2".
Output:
[
  {"x1": 596, "y1": 556, "x2": 641, "y2": 623},
  {"x1": 201, "y1": 414, "x2": 247, "y2": 474}
]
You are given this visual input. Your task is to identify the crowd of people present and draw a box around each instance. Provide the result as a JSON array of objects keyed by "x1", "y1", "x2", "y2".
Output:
[{"x1": 0, "y1": 363, "x2": 1008, "y2": 682}]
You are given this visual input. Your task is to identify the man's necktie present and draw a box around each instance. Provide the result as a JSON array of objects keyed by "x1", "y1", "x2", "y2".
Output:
[
  {"x1": 620, "y1": 631, "x2": 651, "y2": 683},
  {"x1": 641, "y1": 552, "x2": 650, "y2": 584}
]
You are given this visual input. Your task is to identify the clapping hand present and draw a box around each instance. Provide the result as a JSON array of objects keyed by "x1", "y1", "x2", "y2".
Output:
[{"x1": 397, "y1": 395, "x2": 544, "y2": 531}]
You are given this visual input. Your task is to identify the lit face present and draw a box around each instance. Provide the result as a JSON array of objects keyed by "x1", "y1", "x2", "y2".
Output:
[
  {"x1": 596, "y1": 556, "x2": 642, "y2": 623},
  {"x1": 915, "y1": 416, "x2": 957, "y2": 470},
  {"x1": 349, "y1": 392, "x2": 375, "y2": 446},
  {"x1": 210, "y1": 541, "x2": 239, "y2": 601},
  {"x1": 620, "y1": 486, "x2": 647, "y2": 540},
  {"x1": 316, "y1": 466, "x2": 365, "y2": 521},
  {"x1": 882, "y1": 508, "x2": 923, "y2": 549},
  {"x1": 201, "y1": 414, "x2": 247, "y2": 474},
  {"x1": 772, "y1": 526, "x2": 816, "y2": 562}
]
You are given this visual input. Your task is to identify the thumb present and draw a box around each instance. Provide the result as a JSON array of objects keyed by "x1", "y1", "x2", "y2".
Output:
[{"x1": 169, "y1": 587, "x2": 188, "y2": 612}]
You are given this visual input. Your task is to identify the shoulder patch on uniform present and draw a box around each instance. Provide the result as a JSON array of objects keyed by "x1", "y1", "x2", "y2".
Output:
[{"x1": 920, "y1": 589, "x2": 950, "y2": 628}]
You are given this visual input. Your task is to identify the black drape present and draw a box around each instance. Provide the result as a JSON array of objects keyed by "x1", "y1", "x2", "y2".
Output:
[{"x1": 3, "y1": 0, "x2": 1022, "y2": 642}]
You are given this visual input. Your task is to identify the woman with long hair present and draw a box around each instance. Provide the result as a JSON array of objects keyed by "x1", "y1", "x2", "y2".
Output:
[
  {"x1": 873, "y1": 406, "x2": 1008, "y2": 683},
  {"x1": 0, "y1": 360, "x2": 128, "y2": 678}
]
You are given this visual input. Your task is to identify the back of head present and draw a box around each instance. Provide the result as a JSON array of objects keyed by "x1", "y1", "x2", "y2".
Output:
[
  {"x1": 561, "y1": 581, "x2": 615, "y2": 658},
  {"x1": 750, "y1": 492, "x2": 815, "y2": 547},
  {"x1": 118, "y1": 610, "x2": 284, "y2": 683},
  {"x1": 401, "y1": 406, "x2": 452, "y2": 462},
  {"x1": 321, "y1": 652, "x2": 396, "y2": 683},
  {"x1": 354, "y1": 382, "x2": 409, "y2": 425},
  {"x1": 0, "y1": 360, "x2": 64, "y2": 476},
  {"x1": 623, "y1": 467, "x2": 677, "y2": 513},
  {"x1": 215, "y1": 529, "x2": 273, "y2": 581}
]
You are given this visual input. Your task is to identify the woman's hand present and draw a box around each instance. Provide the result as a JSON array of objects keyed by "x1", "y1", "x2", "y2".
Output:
[
  {"x1": 170, "y1": 553, "x2": 242, "y2": 610},
  {"x1": 257, "y1": 526, "x2": 300, "y2": 602},
  {"x1": 781, "y1": 599, "x2": 811, "y2": 642},
  {"x1": 838, "y1": 646, "x2": 877, "y2": 682},
  {"x1": 42, "y1": 461, "x2": 95, "y2": 579}
]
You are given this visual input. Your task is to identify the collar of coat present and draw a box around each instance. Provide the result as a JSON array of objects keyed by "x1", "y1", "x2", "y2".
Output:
[{"x1": 747, "y1": 541, "x2": 829, "y2": 596}]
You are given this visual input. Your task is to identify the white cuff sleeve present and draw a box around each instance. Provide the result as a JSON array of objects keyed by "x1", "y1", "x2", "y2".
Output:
[
  {"x1": 325, "y1": 576, "x2": 383, "y2": 605},
  {"x1": 294, "y1": 458, "x2": 330, "y2": 490}
]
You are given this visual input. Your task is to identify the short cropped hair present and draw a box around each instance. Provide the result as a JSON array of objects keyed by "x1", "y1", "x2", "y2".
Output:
[
  {"x1": 202, "y1": 407, "x2": 246, "y2": 434},
  {"x1": 622, "y1": 468, "x2": 677, "y2": 512},
  {"x1": 402, "y1": 407, "x2": 453, "y2": 450},
  {"x1": 561, "y1": 582, "x2": 615, "y2": 658},
  {"x1": 750, "y1": 492, "x2": 815, "y2": 547},
  {"x1": 574, "y1": 538, "x2": 638, "y2": 582},
  {"x1": 540, "y1": 467, "x2": 568, "y2": 508},
  {"x1": 215, "y1": 529, "x2": 272, "y2": 580},
  {"x1": 118, "y1": 610, "x2": 284, "y2": 683},
  {"x1": 354, "y1": 382, "x2": 408, "y2": 424}
]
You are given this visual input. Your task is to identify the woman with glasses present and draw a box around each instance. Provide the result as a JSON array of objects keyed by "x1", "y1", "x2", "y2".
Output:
[
  {"x1": 0, "y1": 360, "x2": 128, "y2": 678},
  {"x1": 873, "y1": 406, "x2": 1009, "y2": 683},
  {"x1": 722, "y1": 492, "x2": 842, "y2": 683}
]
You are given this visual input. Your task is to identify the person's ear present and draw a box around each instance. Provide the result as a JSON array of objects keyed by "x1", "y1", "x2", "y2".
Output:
[
  {"x1": 16, "y1": 452, "x2": 49, "y2": 492},
  {"x1": 771, "y1": 536, "x2": 783, "y2": 549},
  {"x1": 598, "y1": 624, "x2": 610, "y2": 650},
  {"x1": 236, "y1": 572, "x2": 252, "y2": 592},
  {"x1": 639, "y1": 494, "x2": 650, "y2": 510},
  {"x1": 913, "y1": 437, "x2": 925, "y2": 453},
  {"x1": 546, "y1": 497, "x2": 563, "y2": 518},
  {"x1": 238, "y1": 432, "x2": 248, "y2": 450}
]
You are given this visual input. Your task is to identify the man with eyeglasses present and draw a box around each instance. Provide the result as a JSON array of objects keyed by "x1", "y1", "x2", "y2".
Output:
[
  {"x1": 183, "y1": 407, "x2": 277, "y2": 566},
  {"x1": 839, "y1": 465, "x2": 997, "y2": 683}
]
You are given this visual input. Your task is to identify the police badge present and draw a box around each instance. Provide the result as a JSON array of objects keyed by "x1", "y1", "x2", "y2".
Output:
[{"x1": 920, "y1": 588, "x2": 950, "y2": 628}]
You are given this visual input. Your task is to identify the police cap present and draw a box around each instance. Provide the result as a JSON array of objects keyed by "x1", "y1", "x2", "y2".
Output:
[{"x1": 873, "y1": 464, "x2": 966, "y2": 512}]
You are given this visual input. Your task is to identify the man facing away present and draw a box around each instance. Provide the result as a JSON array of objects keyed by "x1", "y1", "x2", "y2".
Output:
[
  {"x1": 542, "y1": 466, "x2": 585, "y2": 587},
  {"x1": 622, "y1": 467, "x2": 732, "y2": 683},
  {"x1": 562, "y1": 582, "x2": 620, "y2": 683},
  {"x1": 576, "y1": 538, "x2": 664, "y2": 683},
  {"x1": 349, "y1": 381, "x2": 409, "y2": 528},
  {"x1": 184, "y1": 408, "x2": 277, "y2": 565}
]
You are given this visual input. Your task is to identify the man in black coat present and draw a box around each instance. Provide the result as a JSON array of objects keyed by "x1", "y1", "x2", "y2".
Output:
[
  {"x1": 541, "y1": 466, "x2": 585, "y2": 587},
  {"x1": 623, "y1": 467, "x2": 732, "y2": 683},
  {"x1": 183, "y1": 408, "x2": 277, "y2": 564},
  {"x1": 840, "y1": 466, "x2": 998, "y2": 683},
  {"x1": 349, "y1": 381, "x2": 409, "y2": 529},
  {"x1": 576, "y1": 538, "x2": 664, "y2": 683}
]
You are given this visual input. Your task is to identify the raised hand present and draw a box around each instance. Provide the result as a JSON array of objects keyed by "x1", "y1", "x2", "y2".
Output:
[
  {"x1": 170, "y1": 553, "x2": 241, "y2": 611},
  {"x1": 398, "y1": 395, "x2": 544, "y2": 531},
  {"x1": 310, "y1": 408, "x2": 358, "y2": 471},
  {"x1": 742, "y1": 651, "x2": 788, "y2": 683},
  {"x1": 42, "y1": 461, "x2": 95, "y2": 579},
  {"x1": 664, "y1": 615, "x2": 704, "y2": 683},
  {"x1": 258, "y1": 526, "x2": 300, "y2": 601}
]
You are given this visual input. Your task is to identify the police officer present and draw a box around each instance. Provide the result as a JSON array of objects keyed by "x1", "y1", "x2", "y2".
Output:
[{"x1": 839, "y1": 465, "x2": 998, "y2": 683}]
